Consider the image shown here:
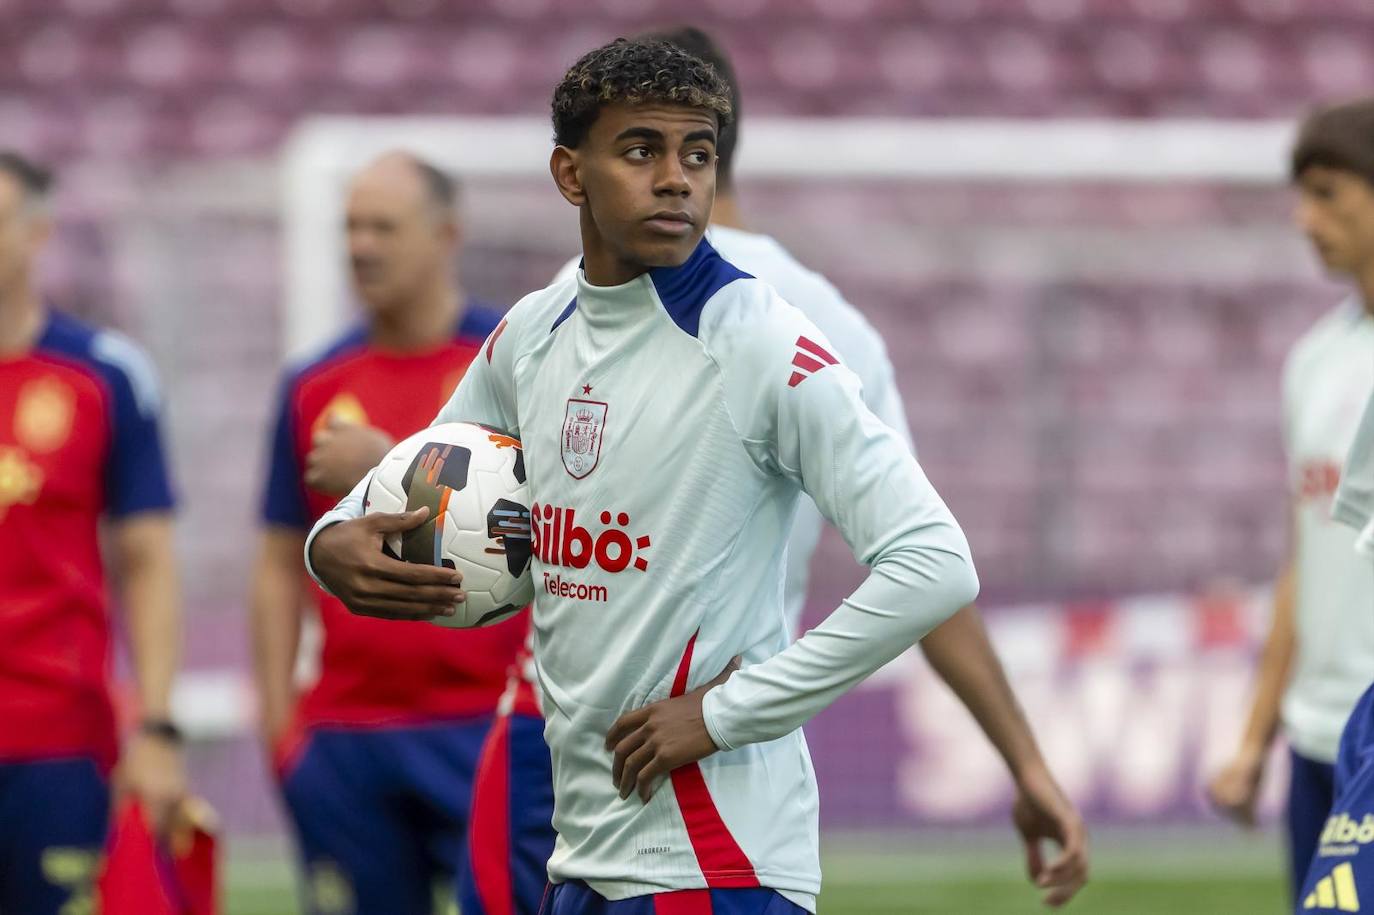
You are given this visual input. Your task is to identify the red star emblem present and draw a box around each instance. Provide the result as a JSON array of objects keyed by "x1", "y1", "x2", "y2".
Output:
[{"x1": 581, "y1": 383, "x2": 592, "y2": 395}]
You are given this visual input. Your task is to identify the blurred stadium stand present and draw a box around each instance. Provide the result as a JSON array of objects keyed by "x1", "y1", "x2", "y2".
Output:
[
  {"x1": 5, "y1": 0, "x2": 1361, "y2": 846},
  {"x1": 5, "y1": 0, "x2": 1374, "y2": 162}
]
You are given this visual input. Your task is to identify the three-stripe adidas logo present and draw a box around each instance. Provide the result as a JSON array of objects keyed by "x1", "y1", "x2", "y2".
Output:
[
  {"x1": 1305, "y1": 862, "x2": 1361, "y2": 911},
  {"x1": 788, "y1": 336, "x2": 839, "y2": 388}
]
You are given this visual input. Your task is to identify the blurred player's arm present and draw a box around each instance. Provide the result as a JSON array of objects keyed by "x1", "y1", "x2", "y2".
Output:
[
  {"x1": 111, "y1": 513, "x2": 181, "y2": 735},
  {"x1": 845, "y1": 304, "x2": 1085, "y2": 905},
  {"x1": 110, "y1": 512, "x2": 187, "y2": 836},
  {"x1": 101, "y1": 341, "x2": 186, "y2": 837},
  {"x1": 252, "y1": 383, "x2": 320, "y2": 750},
  {"x1": 249, "y1": 527, "x2": 307, "y2": 748},
  {"x1": 1211, "y1": 343, "x2": 1306, "y2": 827},
  {"x1": 922, "y1": 608, "x2": 1040, "y2": 776},
  {"x1": 920, "y1": 606, "x2": 1086, "y2": 906},
  {"x1": 1208, "y1": 531, "x2": 1297, "y2": 827},
  {"x1": 306, "y1": 314, "x2": 520, "y2": 616}
]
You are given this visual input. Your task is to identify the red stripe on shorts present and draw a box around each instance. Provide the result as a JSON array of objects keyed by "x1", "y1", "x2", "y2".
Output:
[{"x1": 653, "y1": 888, "x2": 713, "y2": 914}]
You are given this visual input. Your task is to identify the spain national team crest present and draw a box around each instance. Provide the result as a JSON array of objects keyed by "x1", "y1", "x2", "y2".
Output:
[
  {"x1": 312, "y1": 392, "x2": 369, "y2": 435},
  {"x1": 562, "y1": 398, "x2": 607, "y2": 479},
  {"x1": 15, "y1": 376, "x2": 75, "y2": 453}
]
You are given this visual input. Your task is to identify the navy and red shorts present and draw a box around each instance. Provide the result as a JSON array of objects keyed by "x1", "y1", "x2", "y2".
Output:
[
  {"x1": 0, "y1": 757, "x2": 109, "y2": 915},
  {"x1": 279, "y1": 719, "x2": 491, "y2": 915}
]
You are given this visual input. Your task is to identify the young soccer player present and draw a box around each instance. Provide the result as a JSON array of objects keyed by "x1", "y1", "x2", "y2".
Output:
[
  {"x1": 307, "y1": 39, "x2": 984, "y2": 912},
  {"x1": 251, "y1": 152, "x2": 525, "y2": 914},
  {"x1": 457, "y1": 26, "x2": 1086, "y2": 915},
  {"x1": 0, "y1": 151, "x2": 185, "y2": 915},
  {"x1": 1209, "y1": 99, "x2": 1374, "y2": 903}
]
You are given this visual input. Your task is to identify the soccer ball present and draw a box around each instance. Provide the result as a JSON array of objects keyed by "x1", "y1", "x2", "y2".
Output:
[{"x1": 364, "y1": 422, "x2": 533, "y2": 628}]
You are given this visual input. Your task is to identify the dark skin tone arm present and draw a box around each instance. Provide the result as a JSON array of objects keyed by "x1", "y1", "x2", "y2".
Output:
[{"x1": 922, "y1": 605, "x2": 1088, "y2": 907}]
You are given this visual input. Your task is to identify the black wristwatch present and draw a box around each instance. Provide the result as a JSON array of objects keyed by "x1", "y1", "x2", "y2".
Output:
[{"x1": 139, "y1": 718, "x2": 185, "y2": 745}]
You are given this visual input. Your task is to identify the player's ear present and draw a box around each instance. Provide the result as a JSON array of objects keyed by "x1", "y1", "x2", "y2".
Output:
[{"x1": 550, "y1": 146, "x2": 586, "y2": 207}]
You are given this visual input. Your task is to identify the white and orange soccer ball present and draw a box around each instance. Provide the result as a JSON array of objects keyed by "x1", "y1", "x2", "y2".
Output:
[{"x1": 364, "y1": 422, "x2": 534, "y2": 628}]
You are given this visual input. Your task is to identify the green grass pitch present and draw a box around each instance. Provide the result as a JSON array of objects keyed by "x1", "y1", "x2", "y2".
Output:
[{"x1": 224, "y1": 831, "x2": 1289, "y2": 914}]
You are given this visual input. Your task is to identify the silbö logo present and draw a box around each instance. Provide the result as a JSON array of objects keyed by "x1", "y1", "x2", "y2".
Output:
[{"x1": 531, "y1": 504, "x2": 651, "y2": 602}]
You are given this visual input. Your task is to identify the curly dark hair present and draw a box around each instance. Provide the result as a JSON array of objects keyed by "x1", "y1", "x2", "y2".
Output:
[
  {"x1": 551, "y1": 38, "x2": 733, "y2": 149},
  {"x1": 637, "y1": 27, "x2": 741, "y2": 190}
]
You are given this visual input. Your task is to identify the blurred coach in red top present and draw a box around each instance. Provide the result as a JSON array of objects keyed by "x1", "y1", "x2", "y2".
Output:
[
  {"x1": 0, "y1": 151, "x2": 186, "y2": 915},
  {"x1": 251, "y1": 151, "x2": 526, "y2": 915}
]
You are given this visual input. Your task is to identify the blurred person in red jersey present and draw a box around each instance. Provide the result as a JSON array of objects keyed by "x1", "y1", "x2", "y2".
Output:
[
  {"x1": 250, "y1": 150, "x2": 527, "y2": 915},
  {"x1": 1209, "y1": 98, "x2": 1374, "y2": 906},
  {"x1": 0, "y1": 150, "x2": 185, "y2": 915}
]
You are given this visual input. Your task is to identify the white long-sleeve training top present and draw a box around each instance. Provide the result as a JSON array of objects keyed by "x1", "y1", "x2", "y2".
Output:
[
  {"x1": 556, "y1": 224, "x2": 917, "y2": 639},
  {"x1": 307, "y1": 238, "x2": 978, "y2": 910}
]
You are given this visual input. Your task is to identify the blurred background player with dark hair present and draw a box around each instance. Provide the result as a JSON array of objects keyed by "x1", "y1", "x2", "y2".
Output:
[
  {"x1": 250, "y1": 150, "x2": 525, "y2": 915},
  {"x1": 455, "y1": 28, "x2": 1086, "y2": 915},
  {"x1": 1209, "y1": 97, "x2": 1374, "y2": 904},
  {"x1": 0, "y1": 151, "x2": 184, "y2": 915}
]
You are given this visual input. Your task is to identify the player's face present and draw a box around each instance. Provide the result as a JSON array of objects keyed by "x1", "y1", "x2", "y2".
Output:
[
  {"x1": 345, "y1": 170, "x2": 454, "y2": 314},
  {"x1": 0, "y1": 174, "x2": 48, "y2": 301},
  {"x1": 1294, "y1": 166, "x2": 1374, "y2": 276},
  {"x1": 555, "y1": 103, "x2": 717, "y2": 284}
]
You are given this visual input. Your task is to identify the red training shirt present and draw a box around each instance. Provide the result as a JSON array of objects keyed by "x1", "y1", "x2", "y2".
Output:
[
  {"x1": 261, "y1": 304, "x2": 528, "y2": 734},
  {"x1": 0, "y1": 311, "x2": 176, "y2": 772}
]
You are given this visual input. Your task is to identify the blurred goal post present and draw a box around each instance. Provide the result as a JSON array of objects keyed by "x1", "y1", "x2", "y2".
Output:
[{"x1": 279, "y1": 116, "x2": 1295, "y2": 356}]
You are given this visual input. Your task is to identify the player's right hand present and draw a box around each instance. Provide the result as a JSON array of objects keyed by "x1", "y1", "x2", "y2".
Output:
[
  {"x1": 1011, "y1": 764, "x2": 1089, "y2": 908},
  {"x1": 1206, "y1": 749, "x2": 1265, "y2": 828},
  {"x1": 309, "y1": 507, "x2": 466, "y2": 621},
  {"x1": 305, "y1": 416, "x2": 395, "y2": 497}
]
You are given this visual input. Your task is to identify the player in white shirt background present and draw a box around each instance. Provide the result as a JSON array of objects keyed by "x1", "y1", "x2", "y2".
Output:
[
  {"x1": 1208, "y1": 98, "x2": 1374, "y2": 907},
  {"x1": 303, "y1": 36, "x2": 1086, "y2": 915},
  {"x1": 448, "y1": 24, "x2": 1086, "y2": 915}
]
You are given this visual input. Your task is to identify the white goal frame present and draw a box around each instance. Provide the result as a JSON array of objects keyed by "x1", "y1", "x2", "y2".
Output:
[{"x1": 280, "y1": 116, "x2": 1295, "y2": 356}]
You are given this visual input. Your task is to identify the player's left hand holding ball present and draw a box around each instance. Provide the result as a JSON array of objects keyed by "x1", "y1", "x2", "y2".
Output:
[
  {"x1": 1011, "y1": 763, "x2": 1089, "y2": 907},
  {"x1": 605, "y1": 658, "x2": 740, "y2": 803}
]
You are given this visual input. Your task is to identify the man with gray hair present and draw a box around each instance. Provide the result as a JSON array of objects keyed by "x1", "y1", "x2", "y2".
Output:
[{"x1": 250, "y1": 151, "x2": 524, "y2": 914}]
